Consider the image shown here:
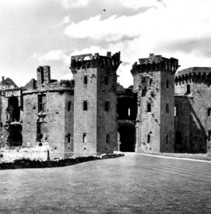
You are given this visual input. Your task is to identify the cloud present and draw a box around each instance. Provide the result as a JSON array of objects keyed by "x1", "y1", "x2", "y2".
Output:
[
  {"x1": 64, "y1": 14, "x2": 142, "y2": 42},
  {"x1": 33, "y1": 49, "x2": 69, "y2": 65},
  {"x1": 64, "y1": 0, "x2": 211, "y2": 70},
  {"x1": 62, "y1": 0, "x2": 90, "y2": 9},
  {"x1": 119, "y1": 0, "x2": 161, "y2": 9}
]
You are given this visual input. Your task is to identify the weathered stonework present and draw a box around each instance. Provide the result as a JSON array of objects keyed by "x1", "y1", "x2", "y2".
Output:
[
  {"x1": 117, "y1": 84, "x2": 137, "y2": 152},
  {"x1": 71, "y1": 52, "x2": 121, "y2": 155},
  {"x1": 175, "y1": 67, "x2": 211, "y2": 153},
  {"x1": 131, "y1": 54, "x2": 179, "y2": 153}
]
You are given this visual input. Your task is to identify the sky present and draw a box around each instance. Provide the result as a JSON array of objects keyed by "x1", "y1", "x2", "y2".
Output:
[{"x1": 0, "y1": 0, "x2": 211, "y2": 88}]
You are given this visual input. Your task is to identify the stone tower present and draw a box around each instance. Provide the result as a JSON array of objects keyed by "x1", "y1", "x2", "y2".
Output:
[
  {"x1": 70, "y1": 52, "x2": 121, "y2": 155},
  {"x1": 131, "y1": 54, "x2": 179, "y2": 153}
]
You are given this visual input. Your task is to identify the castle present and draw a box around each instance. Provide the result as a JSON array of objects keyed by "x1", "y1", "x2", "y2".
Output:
[{"x1": 0, "y1": 51, "x2": 210, "y2": 159}]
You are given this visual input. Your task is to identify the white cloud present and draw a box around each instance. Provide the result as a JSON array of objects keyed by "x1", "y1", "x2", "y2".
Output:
[
  {"x1": 119, "y1": 0, "x2": 161, "y2": 9},
  {"x1": 33, "y1": 50, "x2": 70, "y2": 65},
  {"x1": 62, "y1": 0, "x2": 90, "y2": 9},
  {"x1": 64, "y1": 0, "x2": 211, "y2": 72}
]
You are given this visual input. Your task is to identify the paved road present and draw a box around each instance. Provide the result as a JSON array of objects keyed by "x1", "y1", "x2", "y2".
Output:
[{"x1": 0, "y1": 153, "x2": 211, "y2": 214}]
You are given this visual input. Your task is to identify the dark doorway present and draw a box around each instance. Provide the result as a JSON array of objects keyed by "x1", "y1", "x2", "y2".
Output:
[
  {"x1": 118, "y1": 123, "x2": 136, "y2": 152},
  {"x1": 7, "y1": 124, "x2": 22, "y2": 146},
  {"x1": 6, "y1": 96, "x2": 20, "y2": 122}
]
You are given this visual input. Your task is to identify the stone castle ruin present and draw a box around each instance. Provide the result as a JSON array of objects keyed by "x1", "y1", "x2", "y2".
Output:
[{"x1": 0, "y1": 52, "x2": 210, "y2": 160}]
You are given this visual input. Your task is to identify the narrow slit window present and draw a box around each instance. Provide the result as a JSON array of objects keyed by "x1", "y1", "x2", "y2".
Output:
[
  {"x1": 104, "y1": 76, "x2": 108, "y2": 85},
  {"x1": 166, "y1": 80, "x2": 169, "y2": 88},
  {"x1": 166, "y1": 135, "x2": 169, "y2": 144},
  {"x1": 208, "y1": 131, "x2": 211, "y2": 141},
  {"x1": 128, "y1": 108, "x2": 131, "y2": 117},
  {"x1": 83, "y1": 133, "x2": 87, "y2": 143},
  {"x1": 147, "y1": 103, "x2": 151, "y2": 112},
  {"x1": 166, "y1": 104, "x2": 169, "y2": 113},
  {"x1": 106, "y1": 134, "x2": 110, "y2": 144},
  {"x1": 208, "y1": 108, "x2": 211, "y2": 116},
  {"x1": 68, "y1": 101, "x2": 72, "y2": 112},
  {"x1": 186, "y1": 84, "x2": 191, "y2": 94},
  {"x1": 83, "y1": 101, "x2": 88, "y2": 111},
  {"x1": 174, "y1": 105, "x2": 178, "y2": 116},
  {"x1": 147, "y1": 134, "x2": 150, "y2": 144},
  {"x1": 84, "y1": 76, "x2": 88, "y2": 85},
  {"x1": 105, "y1": 101, "x2": 110, "y2": 112}
]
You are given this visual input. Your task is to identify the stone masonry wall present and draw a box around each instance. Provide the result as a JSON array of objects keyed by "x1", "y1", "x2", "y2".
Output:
[
  {"x1": 72, "y1": 67, "x2": 98, "y2": 155},
  {"x1": 22, "y1": 93, "x2": 38, "y2": 147},
  {"x1": 134, "y1": 71, "x2": 161, "y2": 152},
  {"x1": 97, "y1": 67, "x2": 117, "y2": 153},
  {"x1": 175, "y1": 67, "x2": 211, "y2": 153},
  {"x1": 160, "y1": 71, "x2": 174, "y2": 152}
]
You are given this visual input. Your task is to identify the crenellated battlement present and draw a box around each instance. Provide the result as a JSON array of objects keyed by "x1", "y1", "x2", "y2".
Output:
[
  {"x1": 70, "y1": 51, "x2": 121, "y2": 73},
  {"x1": 175, "y1": 67, "x2": 211, "y2": 85},
  {"x1": 131, "y1": 53, "x2": 179, "y2": 76}
]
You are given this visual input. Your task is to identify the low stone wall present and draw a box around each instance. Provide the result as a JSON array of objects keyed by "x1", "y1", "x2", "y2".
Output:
[
  {"x1": 0, "y1": 153, "x2": 125, "y2": 170},
  {"x1": 0, "y1": 147, "x2": 49, "y2": 163}
]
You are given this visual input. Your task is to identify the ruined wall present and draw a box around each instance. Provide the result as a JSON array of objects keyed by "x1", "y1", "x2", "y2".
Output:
[
  {"x1": 97, "y1": 67, "x2": 117, "y2": 153},
  {"x1": 175, "y1": 67, "x2": 211, "y2": 153},
  {"x1": 117, "y1": 87, "x2": 137, "y2": 152},
  {"x1": 71, "y1": 52, "x2": 120, "y2": 155},
  {"x1": 72, "y1": 67, "x2": 98, "y2": 155},
  {"x1": 174, "y1": 96, "x2": 191, "y2": 152},
  {"x1": 64, "y1": 91, "x2": 74, "y2": 157},
  {"x1": 133, "y1": 71, "x2": 161, "y2": 152},
  {"x1": 160, "y1": 71, "x2": 175, "y2": 152},
  {"x1": 131, "y1": 54, "x2": 179, "y2": 153},
  {"x1": 22, "y1": 93, "x2": 37, "y2": 147},
  {"x1": 47, "y1": 92, "x2": 66, "y2": 158}
]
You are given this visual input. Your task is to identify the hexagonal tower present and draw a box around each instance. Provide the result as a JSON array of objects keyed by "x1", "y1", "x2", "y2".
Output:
[
  {"x1": 131, "y1": 54, "x2": 179, "y2": 153},
  {"x1": 70, "y1": 52, "x2": 121, "y2": 155}
]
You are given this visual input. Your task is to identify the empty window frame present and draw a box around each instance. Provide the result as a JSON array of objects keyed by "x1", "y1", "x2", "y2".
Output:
[
  {"x1": 84, "y1": 76, "x2": 88, "y2": 85},
  {"x1": 186, "y1": 84, "x2": 191, "y2": 94},
  {"x1": 38, "y1": 94, "x2": 46, "y2": 112},
  {"x1": 128, "y1": 108, "x2": 131, "y2": 117},
  {"x1": 83, "y1": 133, "x2": 87, "y2": 143},
  {"x1": 166, "y1": 134, "x2": 169, "y2": 144},
  {"x1": 66, "y1": 133, "x2": 71, "y2": 143},
  {"x1": 208, "y1": 108, "x2": 211, "y2": 116},
  {"x1": 147, "y1": 102, "x2": 151, "y2": 112},
  {"x1": 166, "y1": 104, "x2": 169, "y2": 113},
  {"x1": 208, "y1": 131, "x2": 211, "y2": 141},
  {"x1": 105, "y1": 101, "x2": 110, "y2": 112},
  {"x1": 106, "y1": 134, "x2": 110, "y2": 144},
  {"x1": 147, "y1": 134, "x2": 150, "y2": 144},
  {"x1": 67, "y1": 101, "x2": 72, "y2": 112},
  {"x1": 104, "y1": 76, "x2": 108, "y2": 85},
  {"x1": 166, "y1": 80, "x2": 169, "y2": 88},
  {"x1": 174, "y1": 105, "x2": 178, "y2": 116},
  {"x1": 83, "y1": 101, "x2": 88, "y2": 111}
]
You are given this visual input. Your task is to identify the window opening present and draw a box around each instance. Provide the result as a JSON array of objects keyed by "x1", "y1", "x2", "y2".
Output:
[
  {"x1": 147, "y1": 134, "x2": 150, "y2": 144},
  {"x1": 186, "y1": 84, "x2": 191, "y2": 94},
  {"x1": 38, "y1": 94, "x2": 46, "y2": 113},
  {"x1": 84, "y1": 76, "x2": 88, "y2": 84},
  {"x1": 83, "y1": 133, "x2": 87, "y2": 143},
  {"x1": 166, "y1": 135, "x2": 169, "y2": 144},
  {"x1": 105, "y1": 76, "x2": 108, "y2": 85},
  {"x1": 147, "y1": 103, "x2": 151, "y2": 112},
  {"x1": 68, "y1": 101, "x2": 72, "y2": 112},
  {"x1": 208, "y1": 108, "x2": 211, "y2": 116},
  {"x1": 83, "y1": 101, "x2": 88, "y2": 111},
  {"x1": 105, "y1": 101, "x2": 110, "y2": 112},
  {"x1": 106, "y1": 134, "x2": 110, "y2": 144},
  {"x1": 166, "y1": 104, "x2": 169, "y2": 113}
]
